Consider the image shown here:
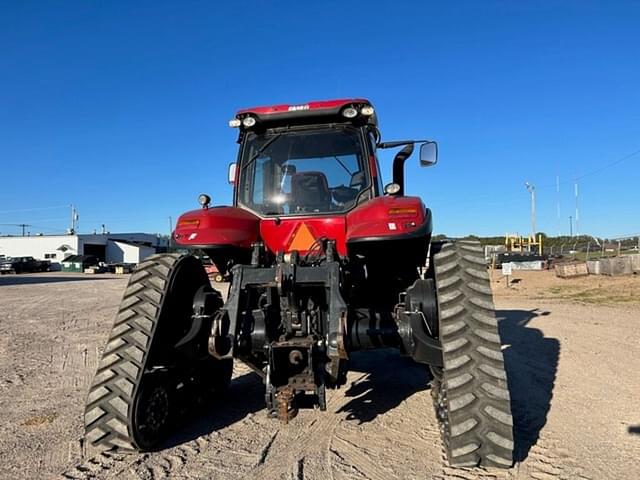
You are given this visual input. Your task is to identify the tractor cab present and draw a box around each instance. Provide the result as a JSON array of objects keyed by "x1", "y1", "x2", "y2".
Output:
[
  {"x1": 230, "y1": 99, "x2": 384, "y2": 218},
  {"x1": 175, "y1": 99, "x2": 438, "y2": 269}
]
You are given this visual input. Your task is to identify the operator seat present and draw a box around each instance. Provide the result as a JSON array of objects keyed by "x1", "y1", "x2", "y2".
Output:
[{"x1": 291, "y1": 171, "x2": 331, "y2": 212}]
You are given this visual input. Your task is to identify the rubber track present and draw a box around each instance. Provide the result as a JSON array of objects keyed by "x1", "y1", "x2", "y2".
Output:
[
  {"x1": 431, "y1": 240, "x2": 514, "y2": 468},
  {"x1": 83, "y1": 253, "x2": 185, "y2": 450}
]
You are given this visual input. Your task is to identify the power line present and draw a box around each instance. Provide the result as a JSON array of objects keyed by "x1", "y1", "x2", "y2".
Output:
[
  {"x1": 0, "y1": 223, "x2": 32, "y2": 236},
  {"x1": 0, "y1": 205, "x2": 69, "y2": 215},
  {"x1": 438, "y1": 145, "x2": 640, "y2": 211},
  {"x1": 538, "y1": 147, "x2": 640, "y2": 189},
  {"x1": 28, "y1": 224, "x2": 68, "y2": 232},
  {"x1": 576, "y1": 148, "x2": 640, "y2": 181},
  {"x1": 611, "y1": 233, "x2": 640, "y2": 240},
  {"x1": 2, "y1": 217, "x2": 68, "y2": 224}
]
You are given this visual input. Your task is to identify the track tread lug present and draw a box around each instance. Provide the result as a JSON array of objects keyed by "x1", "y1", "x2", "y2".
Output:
[
  {"x1": 473, "y1": 329, "x2": 501, "y2": 344},
  {"x1": 449, "y1": 392, "x2": 476, "y2": 411},
  {"x1": 443, "y1": 337, "x2": 469, "y2": 353},
  {"x1": 440, "y1": 304, "x2": 465, "y2": 321}
]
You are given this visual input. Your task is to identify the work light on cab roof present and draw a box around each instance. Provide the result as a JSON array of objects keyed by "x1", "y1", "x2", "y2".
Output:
[
  {"x1": 228, "y1": 99, "x2": 377, "y2": 132},
  {"x1": 84, "y1": 97, "x2": 515, "y2": 472}
]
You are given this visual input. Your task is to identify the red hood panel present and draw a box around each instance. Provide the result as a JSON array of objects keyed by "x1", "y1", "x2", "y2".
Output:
[
  {"x1": 174, "y1": 207, "x2": 260, "y2": 248},
  {"x1": 346, "y1": 196, "x2": 427, "y2": 242},
  {"x1": 174, "y1": 198, "x2": 427, "y2": 256}
]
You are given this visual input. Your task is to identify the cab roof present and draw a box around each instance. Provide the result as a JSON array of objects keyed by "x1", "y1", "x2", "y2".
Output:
[
  {"x1": 236, "y1": 98, "x2": 371, "y2": 116},
  {"x1": 232, "y1": 98, "x2": 378, "y2": 130}
]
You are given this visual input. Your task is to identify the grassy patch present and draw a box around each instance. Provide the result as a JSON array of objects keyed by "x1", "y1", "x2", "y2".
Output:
[
  {"x1": 22, "y1": 413, "x2": 57, "y2": 427},
  {"x1": 547, "y1": 286, "x2": 566, "y2": 295},
  {"x1": 543, "y1": 285, "x2": 638, "y2": 305}
]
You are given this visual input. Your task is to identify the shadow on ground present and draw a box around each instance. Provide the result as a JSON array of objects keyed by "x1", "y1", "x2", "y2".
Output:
[
  {"x1": 497, "y1": 308, "x2": 560, "y2": 463},
  {"x1": 334, "y1": 310, "x2": 560, "y2": 466},
  {"x1": 161, "y1": 371, "x2": 265, "y2": 449},
  {"x1": 159, "y1": 309, "x2": 559, "y2": 463},
  {"x1": 0, "y1": 274, "x2": 122, "y2": 286},
  {"x1": 336, "y1": 348, "x2": 431, "y2": 423},
  {"x1": 161, "y1": 350, "x2": 429, "y2": 449}
]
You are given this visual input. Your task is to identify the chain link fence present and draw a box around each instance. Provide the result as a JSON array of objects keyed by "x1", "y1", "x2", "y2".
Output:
[{"x1": 543, "y1": 235, "x2": 640, "y2": 261}]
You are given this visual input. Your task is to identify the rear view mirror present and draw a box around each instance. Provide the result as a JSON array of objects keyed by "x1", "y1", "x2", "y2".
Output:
[
  {"x1": 228, "y1": 162, "x2": 237, "y2": 184},
  {"x1": 419, "y1": 142, "x2": 438, "y2": 166}
]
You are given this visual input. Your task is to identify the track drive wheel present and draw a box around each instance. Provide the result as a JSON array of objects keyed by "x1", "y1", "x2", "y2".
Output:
[
  {"x1": 84, "y1": 253, "x2": 231, "y2": 451},
  {"x1": 430, "y1": 240, "x2": 513, "y2": 468}
]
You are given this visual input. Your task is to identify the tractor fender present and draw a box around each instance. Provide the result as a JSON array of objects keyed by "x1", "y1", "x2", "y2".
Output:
[
  {"x1": 345, "y1": 196, "x2": 431, "y2": 245},
  {"x1": 174, "y1": 206, "x2": 260, "y2": 249}
]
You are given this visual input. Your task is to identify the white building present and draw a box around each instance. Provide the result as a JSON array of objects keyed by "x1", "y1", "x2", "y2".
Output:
[{"x1": 0, "y1": 233, "x2": 167, "y2": 269}]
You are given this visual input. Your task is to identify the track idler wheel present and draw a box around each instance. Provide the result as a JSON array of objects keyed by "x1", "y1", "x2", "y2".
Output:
[
  {"x1": 84, "y1": 254, "x2": 230, "y2": 452},
  {"x1": 131, "y1": 371, "x2": 172, "y2": 451},
  {"x1": 430, "y1": 240, "x2": 514, "y2": 468}
]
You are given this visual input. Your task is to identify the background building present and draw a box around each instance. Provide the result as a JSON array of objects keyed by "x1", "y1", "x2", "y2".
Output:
[{"x1": 0, "y1": 233, "x2": 167, "y2": 269}]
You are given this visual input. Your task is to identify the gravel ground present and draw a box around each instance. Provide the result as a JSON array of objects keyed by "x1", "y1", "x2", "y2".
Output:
[{"x1": 0, "y1": 271, "x2": 639, "y2": 479}]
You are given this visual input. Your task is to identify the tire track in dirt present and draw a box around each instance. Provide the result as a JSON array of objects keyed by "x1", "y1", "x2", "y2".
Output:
[
  {"x1": 125, "y1": 350, "x2": 444, "y2": 480},
  {"x1": 281, "y1": 367, "x2": 423, "y2": 480},
  {"x1": 515, "y1": 439, "x2": 592, "y2": 480},
  {"x1": 433, "y1": 440, "x2": 578, "y2": 480},
  {"x1": 245, "y1": 386, "x2": 345, "y2": 480},
  {"x1": 326, "y1": 351, "x2": 444, "y2": 480},
  {"x1": 59, "y1": 364, "x2": 269, "y2": 479},
  {"x1": 113, "y1": 370, "x2": 367, "y2": 480},
  {"x1": 0, "y1": 276, "x2": 131, "y2": 479},
  {"x1": 4, "y1": 275, "x2": 638, "y2": 479}
]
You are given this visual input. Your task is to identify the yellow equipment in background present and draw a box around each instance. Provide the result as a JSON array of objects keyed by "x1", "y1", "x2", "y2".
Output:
[{"x1": 505, "y1": 233, "x2": 543, "y2": 255}]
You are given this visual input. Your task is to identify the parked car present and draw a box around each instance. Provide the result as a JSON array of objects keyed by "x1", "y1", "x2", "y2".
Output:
[{"x1": 0, "y1": 256, "x2": 51, "y2": 274}]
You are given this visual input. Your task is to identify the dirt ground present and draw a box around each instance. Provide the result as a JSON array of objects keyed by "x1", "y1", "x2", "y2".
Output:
[{"x1": 0, "y1": 270, "x2": 639, "y2": 480}]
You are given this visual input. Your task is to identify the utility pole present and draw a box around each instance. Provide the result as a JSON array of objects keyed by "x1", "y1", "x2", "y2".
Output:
[
  {"x1": 168, "y1": 216, "x2": 173, "y2": 250},
  {"x1": 18, "y1": 224, "x2": 31, "y2": 236},
  {"x1": 70, "y1": 204, "x2": 79, "y2": 234},
  {"x1": 525, "y1": 182, "x2": 536, "y2": 239},
  {"x1": 556, "y1": 175, "x2": 561, "y2": 236},
  {"x1": 569, "y1": 215, "x2": 573, "y2": 237},
  {"x1": 574, "y1": 181, "x2": 579, "y2": 237}
]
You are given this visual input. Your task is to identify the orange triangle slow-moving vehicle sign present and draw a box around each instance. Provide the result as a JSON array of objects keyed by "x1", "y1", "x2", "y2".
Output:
[{"x1": 287, "y1": 223, "x2": 316, "y2": 252}]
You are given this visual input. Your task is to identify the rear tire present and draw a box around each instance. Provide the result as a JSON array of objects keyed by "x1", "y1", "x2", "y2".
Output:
[
  {"x1": 430, "y1": 240, "x2": 513, "y2": 468},
  {"x1": 84, "y1": 253, "x2": 229, "y2": 451}
]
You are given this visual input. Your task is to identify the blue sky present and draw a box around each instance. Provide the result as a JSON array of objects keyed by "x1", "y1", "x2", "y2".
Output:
[{"x1": 1, "y1": 1, "x2": 638, "y2": 238}]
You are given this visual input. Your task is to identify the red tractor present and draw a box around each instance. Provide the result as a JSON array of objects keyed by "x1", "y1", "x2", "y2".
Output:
[{"x1": 85, "y1": 99, "x2": 513, "y2": 468}]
